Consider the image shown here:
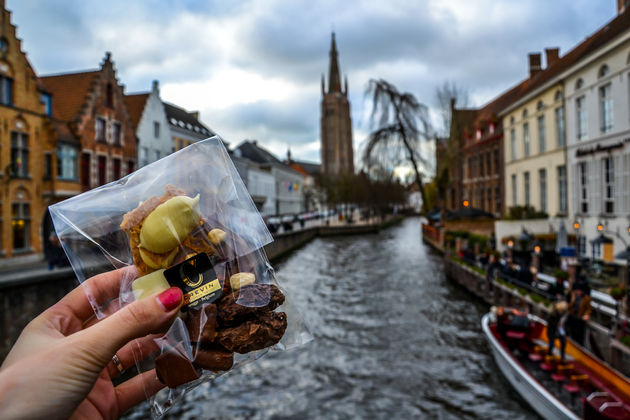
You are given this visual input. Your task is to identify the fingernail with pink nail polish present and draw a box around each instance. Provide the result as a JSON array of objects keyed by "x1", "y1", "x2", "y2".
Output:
[{"x1": 156, "y1": 287, "x2": 182, "y2": 311}]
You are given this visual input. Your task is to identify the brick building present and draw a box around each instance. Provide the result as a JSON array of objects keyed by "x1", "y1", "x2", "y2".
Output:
[
  {"x1": 320, "y1": 32, "x2": 354, "y2": 176},
  {"x1": 0, "y1": 1, "x2": 54, "y2": 257}
]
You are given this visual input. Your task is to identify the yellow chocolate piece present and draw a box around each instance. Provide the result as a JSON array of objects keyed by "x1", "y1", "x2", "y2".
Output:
[
  {"x1": 229, "y1": 272, "x2": 255, "y2": 291},
  {"x1": 139, "y1": 194, "x2": 201, "y2": 253},
  {"x1": 139, "y1": 247, "x2": 179, "y2": 269},
  {"x1": 208, "y1": 228, "x2": 226, "y2": 246},
  {"x1": 132, "y1": 269, "x2": 170, "y2": 300}
]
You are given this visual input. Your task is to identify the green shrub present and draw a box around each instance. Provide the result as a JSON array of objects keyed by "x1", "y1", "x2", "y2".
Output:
[{"x1": 554, "y1": 269, "x2": 569, "y2": 280}]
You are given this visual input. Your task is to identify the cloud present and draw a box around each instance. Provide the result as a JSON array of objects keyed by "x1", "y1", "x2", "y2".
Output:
[{"x1": 7, "y1": 0, "x2": 616, "y2": 164}]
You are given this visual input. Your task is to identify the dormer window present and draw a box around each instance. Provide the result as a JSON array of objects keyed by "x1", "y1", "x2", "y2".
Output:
[
  {"x1": 489, "y1": 123, "x2": 495, "y2": 135},
  {"x1": 576, "y1": 78, "x2": 584, "y2": 90},
  {"x1": 476, "y1": 129, "x2": 482, "y2": 140},
  {"x1": 598, "y1": 64, "x2": 609, "y2": 78}
]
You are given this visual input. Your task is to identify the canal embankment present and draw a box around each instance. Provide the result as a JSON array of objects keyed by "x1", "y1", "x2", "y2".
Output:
[{"x1": 422, "y1": 222, "x2": 630, "y2": 378}]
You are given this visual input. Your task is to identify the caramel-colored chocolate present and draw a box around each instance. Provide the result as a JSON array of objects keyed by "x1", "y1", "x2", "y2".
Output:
[
  {"x1": 193, "y1": 347, "x2": 234, "y2": 371},
  {"x1": 185, "y1": 304, "x2": 218, "y2": 343},
  {"x1": 217, "y1": 284, "x2": 285, "y2": 326},
  {"x1": 217, "y1": 311, "x2": 287, "y2": 354}
]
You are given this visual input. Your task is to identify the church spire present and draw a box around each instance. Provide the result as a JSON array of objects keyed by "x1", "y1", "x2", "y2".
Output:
[{"x1": 328, "y1": 32, "x2": 342, "y2": 93}]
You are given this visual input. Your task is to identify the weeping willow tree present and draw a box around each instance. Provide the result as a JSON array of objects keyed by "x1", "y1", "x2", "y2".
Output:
[{"x1": 363, "y1": 79, "x2": 434, "y2": 212}]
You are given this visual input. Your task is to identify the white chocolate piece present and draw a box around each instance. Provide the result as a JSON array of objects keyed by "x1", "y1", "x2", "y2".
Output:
[
  {"x1": 139, "y1": 195, "x2": 201, "y2": 253},
  {"x1": 132, "y1": 269, "x2": 170, "y2": 300},
  {"x1": 208, "y1": 228, "x2": 226, "y2": 246},
  {"x1": 229, "y1": 272, "x2": 255, "y2": 291}
]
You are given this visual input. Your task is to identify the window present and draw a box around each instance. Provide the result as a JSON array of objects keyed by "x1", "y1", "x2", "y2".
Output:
[
  {"x1": 600, "y1": 83, "x2": 613, "y2": 133},
  {"x1": 576, "y1": 78, "x2": 584, "y2": 90},
  {"x1": 44, "y1": 153, "x2": 51, "y2": 179},
  {"x1": 154, "y1": 150, "x2": 160, "y2": 161},
  {"x1": 81, "y1": 153, "x2": 90, "y2": 190},
  {"x1": 11, "y1": 131, "x2": 28, "y2": 177},
  {"x1": 127, "y1": 160, "x2": 134, "y2": 175},
  {"x1": 480, "y1": 154, "x2": 485, "y2": 176},
  {"x1": 603, "y1": 157, "x2": 614, "y2": 214},
  {"x1": 495, "y1": 186, "x2": 501, "y2": 213},
  {"x1": 510, "y1": 128, "x2": 516, "y2": 160},
  {"x1": 112, "y1": 122, "x2": 121, "y2": 146},
  {"x1": 0, "y1": 76, "x2": 13, "y2": 105},
  {"x1": 493, "y1": 149, "x2": 499, "y2": 174},
  {"x1": 555, "y1": 90, "x2": 563, "y2": 102},
  {"x1": 106, "y1": 83, "x2": 113, "y2": 107},
  {"x1": 154, "y1": 122, "x2": 160, "y2": 138},
  {"x1": 41, "y1": 93, "x2": 52, "y2": 116},
  {"x1": 57, "y1": 144, "x2": 78, "y2": 180},
  {"x1": 141, "y1": 147, "x2": 149, "y2": 167},
  {"x1": 96, "y1": 117, "x2": 106, "y2": 142},
  {"x1": 557, "y1": 165, "x2": 567, "y2": 214},
  {"x1": 537, "y1": 115, "x2": 546, "y2": 153},
  {"x1": 113, "y1": 158, "x2": 121, "y2": 180},
  {"x1": 98, "y1": 156, "x2": 106, "y2": 186},
  {"x1": 599, "y1": 64, "x2": 610, "y2": 78},
  {"x1": 510, "y1": 116, "x2": 515, "y2": 125},
  {"x1": 523, "y1": 123, "x2": 530, "y2": 157},
  {"x1": 579, "y1": 162, "x2": 588, "y2": 213},
  {"x1": 12, "y1": 201, "x2": 29, "y2": 251},
  {"x1": 489, "y1": 123, "x2": 495, "y2": 135},
  {"x1": 555, "y1": 106, "x2": 565, "y2": 147},
  {"x1": 537, "y1": 100, "x2": 544, "y2": 111},
  {"x1": 480, "y1": 188, "x2": 485, "y2": 210},
  {"x1": 524, "y1": 172, "x2": 530, "y2": 207},
  {"x1": 511, "y1": 174, "x2": 517, "y2": 206},
  {"x1": 576, "y1": 96, "x2": 587, "y2": 140},
  {"x1": 475, "y1": 129, "x2": 482, "y2": 140},
  {"x1": 539, "y1": 169, "x2": 547, "y2": 213},
  {"x1": 487, "y1": 187, "x2": 492, "y2": 211}
]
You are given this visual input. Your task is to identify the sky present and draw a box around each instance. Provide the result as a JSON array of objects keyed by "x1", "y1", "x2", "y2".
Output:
[{"x1": 8, "y1": 0, "x2": 616, "y2": 166}]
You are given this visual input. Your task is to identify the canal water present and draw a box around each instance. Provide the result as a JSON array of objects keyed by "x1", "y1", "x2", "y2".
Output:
[{"x1": 130, "y1": 217, "x2": 536, "y2": 419}]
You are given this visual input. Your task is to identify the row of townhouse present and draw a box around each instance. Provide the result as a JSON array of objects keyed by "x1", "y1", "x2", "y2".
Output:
[
  {"x1": 445, "y1": 1, "x2": 630, "y2": 259},
  {"x1": 0, "y1": 2, "x2": 214, "y2": 260}
]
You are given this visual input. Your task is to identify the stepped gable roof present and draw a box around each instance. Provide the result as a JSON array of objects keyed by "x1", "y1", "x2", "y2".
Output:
[
  {"x1": 40, "y1": 70, "x2": 100, "y2": 121},
  {"x1": 499, "y1": 8, "x2": 630, "y2": 115},
  {"x1": 124, "y1": 93, "x2": 149, "y2": 130},
  {"x1": 163, "y1": 101, "x2": 214, "y2": 137}
]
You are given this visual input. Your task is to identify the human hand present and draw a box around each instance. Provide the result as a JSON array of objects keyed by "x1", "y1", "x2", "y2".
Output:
[
  {"x1": 0, "y1": 267, "x2": 183, "y2": 420},
  {"x1": 583, "y1": 314, "x2": 590, "y2": 321}
]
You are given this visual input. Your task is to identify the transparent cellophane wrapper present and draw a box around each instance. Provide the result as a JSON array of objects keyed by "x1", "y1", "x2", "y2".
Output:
[{"x1": 49, "y1": 137, "x2": 312, "y2": 418}]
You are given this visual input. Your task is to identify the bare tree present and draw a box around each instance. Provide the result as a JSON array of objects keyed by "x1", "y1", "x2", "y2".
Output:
[{"x1": 363, "y1": 79, "x2": 433, "y2": 212}]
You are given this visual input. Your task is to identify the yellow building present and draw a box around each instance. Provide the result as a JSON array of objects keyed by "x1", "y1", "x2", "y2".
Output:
[
  {"x1": 0, "y1": 2, "x2": 55, "y2": 257},
  {"x1": 501, "y1": 51, "x2": 568, "y2": 218}
]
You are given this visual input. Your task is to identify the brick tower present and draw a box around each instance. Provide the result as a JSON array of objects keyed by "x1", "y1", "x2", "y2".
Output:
[{"x1": 320, "y1": 33, "x2": 354, "y2": 176}]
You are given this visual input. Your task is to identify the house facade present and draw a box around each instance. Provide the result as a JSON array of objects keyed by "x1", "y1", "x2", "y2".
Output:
[
  {"x1": 0, "y1": 2, "x2": 53, "y2": 257},
  {"x1": 564, "y1": 12, "x2": 630, "y2": 258},
  {"x1": 164, "y1": 102, "x2": 214, "y2": 152},
  {"x1": 125, "y1": 80, "x2": 172, "y2": 168}
]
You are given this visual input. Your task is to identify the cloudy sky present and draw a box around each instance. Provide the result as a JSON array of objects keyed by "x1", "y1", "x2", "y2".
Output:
[{"x1": 9, "y1": 0, "x2": 615, "y2": 164}]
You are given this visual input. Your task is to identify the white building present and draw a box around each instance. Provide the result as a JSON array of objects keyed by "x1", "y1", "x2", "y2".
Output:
[
  {"x1": 247, "y1": 163, "x2": 276, "y2": 216},
  {"x1": 124, "y1": 81, "x2": 173, "y2": 168},
  {"x1": 164, "y1": 102, "x2": 215, "y2": 152},
  {"x1": 564, "y1": 13, "x2": 630, "y2": 260},
  {"x1": 234, "y1": 140, "x2": 305, "y2": 215}
]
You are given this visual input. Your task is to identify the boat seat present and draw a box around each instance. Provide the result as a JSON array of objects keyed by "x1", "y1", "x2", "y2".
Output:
[
  {"x1": 506, "y1": 330, "x2": 526, "y2": 340},
  {"x1": 533, "y1": 345, "x2": 547, "y2": 355},
  {"x1": 552, "y1": 373, "x2": 567, "y2": 382},
  {"x1": 528, "y1": 353, "x2": 543, "y2": 362},
  {"x1": 557, "y1": 364, "x2": 573, "y2": 374},
  {"x1": 540, "y1": 354, "x2": 559, "y2": 372}
]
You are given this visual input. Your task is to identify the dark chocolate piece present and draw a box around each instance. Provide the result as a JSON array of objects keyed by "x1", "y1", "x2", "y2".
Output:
[
  {"x1": 217, "y1": 311, "x2": 287, "y2": 354},
  {"x1": 193, "y1": 347, "x2": 234, "y2": 371},
  {"x1": 155, "y1": 345, "x2": 200, "y2": 388},
  {"x1": 216, "y1": 284, "x2": 285, "y2": 326},
  {"x1": 185, "y1": 304, "x2": 218, "y2": 344}
]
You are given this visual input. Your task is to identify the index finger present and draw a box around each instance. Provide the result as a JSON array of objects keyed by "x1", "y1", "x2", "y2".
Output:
[{"x1": 48, "y1": 266, "x2": 138, "y2": 326}]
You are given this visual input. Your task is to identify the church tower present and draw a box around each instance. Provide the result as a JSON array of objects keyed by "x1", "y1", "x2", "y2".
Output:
[{"x1": 320, "y1": 33, "x2": 354, "y2": 176}]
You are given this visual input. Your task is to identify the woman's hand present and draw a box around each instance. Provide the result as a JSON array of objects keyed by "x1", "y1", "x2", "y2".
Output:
[{"x1": 0, "y1": 267, "x2": 183, "y2": 420}]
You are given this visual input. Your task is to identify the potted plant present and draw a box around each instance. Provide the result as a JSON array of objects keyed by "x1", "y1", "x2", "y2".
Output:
[{"x1": 610, "y1": 286, "x2": 628, "y2": 301}]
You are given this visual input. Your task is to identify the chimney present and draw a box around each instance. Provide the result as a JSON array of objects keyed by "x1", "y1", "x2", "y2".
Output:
[
  {"x1": 618, "y1": 0, "x2": 629, "y2": 14},
  {"x1": 189, "y1": 111, "x2": 199, "y2": 120},
  {"x1": 545, "y1": 48, "x2": 559, "y2": 68},
  {"x1": 152, "y1": 80, "x2": 159, "y2": 93},
  {"x1": 528, "y1": 53, "x2": 542, "y2": 78},
  {"x1": 450, "y1": 97, "x2": 456, "y2": 111}
]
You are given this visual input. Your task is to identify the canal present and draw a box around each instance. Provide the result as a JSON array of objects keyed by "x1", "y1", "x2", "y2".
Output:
[{"x1": 129, "y1": 217, "x2": 536, "y2": 419}]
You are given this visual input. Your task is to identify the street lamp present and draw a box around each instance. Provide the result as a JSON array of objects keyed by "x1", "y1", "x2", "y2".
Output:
[
  {"x1": 573, "y1": 220, "x2": 580, "y2": 230},
  {"x1": 463, "y1": 200, "x2": 470, "y2": 208}
]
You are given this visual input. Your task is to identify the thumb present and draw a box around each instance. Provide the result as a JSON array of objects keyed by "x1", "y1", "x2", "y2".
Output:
[{"x1": 78, "y1": 287, "x2": 183, "y2": 365}]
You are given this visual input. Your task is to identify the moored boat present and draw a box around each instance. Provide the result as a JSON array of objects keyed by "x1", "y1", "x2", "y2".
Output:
[{"x1": 482, "y1": 308, "x2": 630, "y2": 419}]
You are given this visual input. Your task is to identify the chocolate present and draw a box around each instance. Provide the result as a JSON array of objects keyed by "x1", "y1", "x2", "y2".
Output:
[
  {"x1": 217, "y1": 284, "x2": 285, "y2": 326},
  {"x1": 193, "y1": 347, "x2": 234, "y2": 371},
  {"x1": 155, "y1": 345, "x2": 200, "y2": 388},
  {"x1": 217, "y1": 311, "x2": 287, "y2": 353},
  {"x1": 185, "y1": 304, "x2": 218, "y2": 343}
]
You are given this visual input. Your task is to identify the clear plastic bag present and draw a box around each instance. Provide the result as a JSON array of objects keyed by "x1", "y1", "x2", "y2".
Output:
[{"x1": 49, "y1": 137, "x2": 311, "y2": 418}]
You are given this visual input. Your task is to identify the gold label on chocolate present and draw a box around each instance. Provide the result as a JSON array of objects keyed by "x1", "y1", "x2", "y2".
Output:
[{"x1": 164, "y1": 253, "x2": 222, "y2": 310}]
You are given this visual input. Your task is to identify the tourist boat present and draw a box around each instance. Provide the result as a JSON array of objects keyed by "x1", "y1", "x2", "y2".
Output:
[{"x1": 482, "y1": 308, "x2": 630, "y2": 419}]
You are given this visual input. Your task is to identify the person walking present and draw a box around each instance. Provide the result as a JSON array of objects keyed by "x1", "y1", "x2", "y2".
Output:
[{"x1": 567, "y1": 279, "x2": 591, "y2": 346}]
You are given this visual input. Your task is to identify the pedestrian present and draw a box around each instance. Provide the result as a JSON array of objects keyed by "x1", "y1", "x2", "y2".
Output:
[
  {"x1": 567, "y1": 279, "x2": 591, "y2": 346},
  {"x1": 0, "y1": 267, "x2": 184, "y2": 419},
  {"x1": 547, "y1": 301, "x2": 568, "y2": 360}
]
